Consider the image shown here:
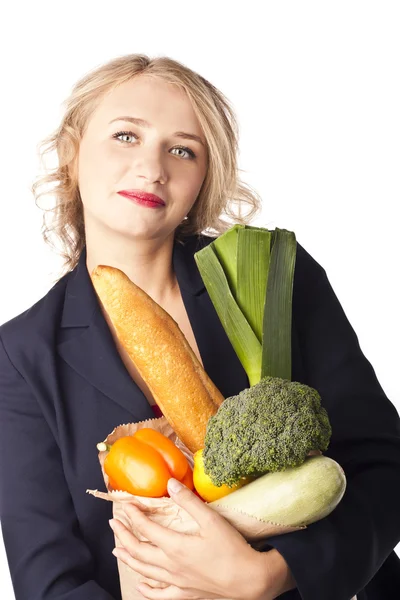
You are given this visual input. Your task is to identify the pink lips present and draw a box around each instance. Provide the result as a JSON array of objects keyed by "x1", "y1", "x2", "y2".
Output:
[{"x1": 117, "y1": 190, "x2": 165, "y2": 207}]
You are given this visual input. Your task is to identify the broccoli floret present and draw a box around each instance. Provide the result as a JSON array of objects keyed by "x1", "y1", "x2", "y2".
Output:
[{"x1": 202, "y1": 376, "x2": 332, "y2": 487}]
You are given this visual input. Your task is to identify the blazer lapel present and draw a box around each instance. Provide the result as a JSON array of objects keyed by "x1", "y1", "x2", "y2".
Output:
[
  {"x1": 57, "y1": 235, "x2": 249, "y2": 421},
  {"x1": 172, "y1": 235, "x2": 250, "y2": 400},
  {"x1": 57, "y1": 245, "x2": 154, "y2": 421}
]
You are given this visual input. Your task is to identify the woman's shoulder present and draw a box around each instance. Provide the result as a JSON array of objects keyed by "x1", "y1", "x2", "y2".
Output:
[
  {"x1": 294, "y1": 239, "x2": 327, "y2": 288},
  {"x1": 0, "y1": 269, "x2": 74, "y2": 352},
  {"x1": 183, "y1": 229, "x2": 327, "y2": 285},
  {"x1": 186, "y1": 230, "x2": 327, "y2": 285}
]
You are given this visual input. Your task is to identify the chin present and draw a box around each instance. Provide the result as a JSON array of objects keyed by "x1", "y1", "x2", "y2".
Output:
[{"x1": 113, "y1": 223, "x2": 166, "y2": 240}]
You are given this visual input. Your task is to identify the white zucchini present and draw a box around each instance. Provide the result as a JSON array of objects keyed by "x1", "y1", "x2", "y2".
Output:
[{"x1": 209, "y1": 455, "x2": 346, "y2": 527}]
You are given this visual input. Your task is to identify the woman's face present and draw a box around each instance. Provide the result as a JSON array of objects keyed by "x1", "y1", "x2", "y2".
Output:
[{"x1": 77, "y1": 75, "x2": 208, "y2": 242}]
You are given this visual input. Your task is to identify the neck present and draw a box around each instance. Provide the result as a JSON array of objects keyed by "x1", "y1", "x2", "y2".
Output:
[{"x1": 84, "y1": 228, "x2": 179, "y2": 306}]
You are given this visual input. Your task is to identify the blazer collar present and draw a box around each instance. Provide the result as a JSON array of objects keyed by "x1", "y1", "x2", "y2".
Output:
[
  {"x1": 57, "y1": 234, "x2": 222, "y2": 421},
  {"x1": 61, "y1": 234, "x2": 210, "y2": 328}
]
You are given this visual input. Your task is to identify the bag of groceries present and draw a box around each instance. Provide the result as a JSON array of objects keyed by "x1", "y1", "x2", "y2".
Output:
[{"x1": 87, "y1": 416, "x2": 308, "y2": 600}]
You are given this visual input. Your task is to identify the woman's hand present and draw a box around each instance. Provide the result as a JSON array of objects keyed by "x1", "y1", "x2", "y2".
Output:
[{"x1": 109, "y1": 478, "x2": 273, "y2": 599}]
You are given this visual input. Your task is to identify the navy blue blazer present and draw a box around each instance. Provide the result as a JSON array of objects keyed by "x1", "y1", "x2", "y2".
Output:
[{"x1": 1, "y1": 233, "x2": 400, "y2": 600}]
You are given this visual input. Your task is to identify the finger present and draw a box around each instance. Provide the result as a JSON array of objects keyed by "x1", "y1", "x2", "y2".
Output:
[
  {"x1": 136, "y1": 583, "x2": 177, "y2": 599},
  {"x1": 109, "y1": 518, "x2": 166, "y2": 565},
  {"x1": 137, "y1": 582, "x2": 221, "y2": 599},
  {"x1": 112, "y1": 546, "x2": 173, "y2": 586},
  {"x1": 121, "y1": 502, "x2": 183, "y2": 552},
  {"x1": 139, "y1": 579, "x2": 169, "y2": 590},
  {"x1": 167, "y1": 478, "x2": 220, "y2": 530}
]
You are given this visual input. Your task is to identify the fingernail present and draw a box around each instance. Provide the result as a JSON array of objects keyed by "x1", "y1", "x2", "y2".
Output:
[
  {"x1": 168, "y1": 478, "x2": 183, "y2": 495},
  {"x1": 109, "y1": 518, "x2": 116, "y2": 529}
]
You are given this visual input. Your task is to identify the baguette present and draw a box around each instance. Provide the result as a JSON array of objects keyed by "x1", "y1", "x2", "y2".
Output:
[{"x1": 90, "y1": 265, "x2": 225, "y2": 453}]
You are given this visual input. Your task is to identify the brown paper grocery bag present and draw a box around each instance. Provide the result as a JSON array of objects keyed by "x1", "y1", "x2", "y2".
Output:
[{"x1": 87, "y1": 416, "x2": 305, "y2": 600}]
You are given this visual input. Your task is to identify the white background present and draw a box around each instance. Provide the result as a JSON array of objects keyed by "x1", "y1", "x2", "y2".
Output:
[{"x1": 0, "y1": 1, "x2": 399, "y2": 597}]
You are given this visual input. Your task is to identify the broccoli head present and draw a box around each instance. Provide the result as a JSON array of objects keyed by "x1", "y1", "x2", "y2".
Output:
[{"x1": 202, "y1": 376, "x2": 332, "y2": 487}]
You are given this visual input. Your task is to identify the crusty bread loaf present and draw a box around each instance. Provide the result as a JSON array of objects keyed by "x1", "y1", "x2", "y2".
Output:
[{"x1": 90, "y1": 265, "x2": 225, "y2": 453}]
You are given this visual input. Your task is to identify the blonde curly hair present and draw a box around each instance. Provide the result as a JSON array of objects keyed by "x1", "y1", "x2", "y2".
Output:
[{"x1": 31, "y1": 53, "x2": 263, "y2": 282}]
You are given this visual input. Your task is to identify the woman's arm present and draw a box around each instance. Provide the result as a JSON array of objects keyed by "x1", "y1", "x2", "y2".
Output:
[
  {"x1": 0, "y1": 333, "x2": 116, "y2": 600},
  {"x1": 257, "y1": 549, "x2": 297, "y2": 598},
  {"x1": 257, "y1": 247, "x2": 400, "y2": 599}
]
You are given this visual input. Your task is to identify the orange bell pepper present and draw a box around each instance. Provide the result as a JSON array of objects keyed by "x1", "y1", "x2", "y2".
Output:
[
  {"x1": 181, "y1": 464, "x2": 194, "y2": 491},
  {"x1": 103, "y1": 429, "x2": 190, "y2": 497},
  {"x1": 108, "y1": 476, "x2": 120, "y2": 491},
  {"x1": 134, "y1": 428, "x2": 189, "y2": 481}
]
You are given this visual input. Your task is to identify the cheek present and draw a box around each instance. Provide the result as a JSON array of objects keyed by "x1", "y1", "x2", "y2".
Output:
[
  {"x1": 187, "y1": 160, "x2": 207, "y2": 199},
  {"x1": 175, "y1": 169, "x2": 205, "y2": 204},
  {"x1": 78, "y1": 143, "x2": 120, "y2": 203}
]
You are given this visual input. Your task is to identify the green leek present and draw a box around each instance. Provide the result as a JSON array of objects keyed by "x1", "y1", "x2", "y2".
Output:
[{"x1": 194, "y1": 225, "x2": 297, "y2": 385}]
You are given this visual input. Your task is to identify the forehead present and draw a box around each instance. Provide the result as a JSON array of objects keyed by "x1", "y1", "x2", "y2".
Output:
[{"x1": 91, "y1": 75, "x2": 204, "y2": 136}]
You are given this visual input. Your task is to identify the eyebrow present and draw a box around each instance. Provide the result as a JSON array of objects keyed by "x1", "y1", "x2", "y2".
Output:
[{"x1": 108, "y1": 116, "x2": 205, "y2": 147}]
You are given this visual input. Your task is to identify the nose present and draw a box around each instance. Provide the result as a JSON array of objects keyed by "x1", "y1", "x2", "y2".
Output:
[{"x1": 134, "y1": 145, "x2": 167, "y2": 184}]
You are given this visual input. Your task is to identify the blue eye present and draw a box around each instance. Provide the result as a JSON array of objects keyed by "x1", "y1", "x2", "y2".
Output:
[
  {"x1": 111, "y1": 130, "x2": 196, "y2": 160},
  {"x1": 112, "y1": 130, "x2": 138, "y2": 144}
]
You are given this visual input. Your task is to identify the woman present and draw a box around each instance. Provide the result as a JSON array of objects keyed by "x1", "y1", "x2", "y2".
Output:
[{"x1": 0, "y1": 53, "x2": 399, "y2": 600}]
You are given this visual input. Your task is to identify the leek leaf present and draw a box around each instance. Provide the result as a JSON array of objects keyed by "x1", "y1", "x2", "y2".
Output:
[
  {"x1": 212, "y1": 224, "x2": 243, "y2": 300},
  {"x1": 261, "y1": 229, "x2": 296, "y2": 381},
  {"x1": 237, "y1": 227, "x2": 271, "y2": 344},
  {"x1": 194, "y1": 242, "x2": 262, "y2": 386}
]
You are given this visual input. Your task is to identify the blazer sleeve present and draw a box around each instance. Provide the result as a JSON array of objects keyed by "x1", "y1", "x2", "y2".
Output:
[
  {"x1": 0, "y1": 334, "x2": 116, "y2": 600},
  {"x1": 257, "y1": 251, "x2": 400, "y2": 600}
]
